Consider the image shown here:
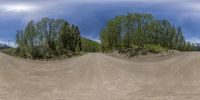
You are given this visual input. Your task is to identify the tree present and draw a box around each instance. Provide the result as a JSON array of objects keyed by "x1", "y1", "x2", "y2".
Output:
[
  {"x1": 15, "y1": 18, "x2": 82, "y2": 59},
  {"x1": 16, "y1": 30, "x2": 21, "y2": 46},
  {"x1": 23, "y1": 21, "x2": 37, "y2": 57},
  {"x1": 59, "y1": 22, "x2": 70, "y2": 54},
  {"x1": 100, "y1": 13, "x2": 197, "y2": 52}
]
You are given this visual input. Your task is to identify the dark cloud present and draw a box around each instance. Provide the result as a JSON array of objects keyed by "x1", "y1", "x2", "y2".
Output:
[{"x1": 0, "y1": 0, "x2": 200, "y2": 45}]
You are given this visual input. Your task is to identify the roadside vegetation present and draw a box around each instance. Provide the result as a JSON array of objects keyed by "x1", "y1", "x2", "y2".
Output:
[
  {"x1": 15, "y1": 17, "x2": 82, "y2": 59},
  {"x1": 1, "y1": 17, "x2": 99, "y2": 59},
  {"x1": 1, "y1": 13, "x2": 199, "y2": 59},
  {"x1": 100, "y1": 13, "x2": 197, "y2": 56}
]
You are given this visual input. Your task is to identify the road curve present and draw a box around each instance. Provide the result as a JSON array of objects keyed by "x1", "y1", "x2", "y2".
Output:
[{"x1": 0, "y1": 52, "x2": 200, "y2": 100}]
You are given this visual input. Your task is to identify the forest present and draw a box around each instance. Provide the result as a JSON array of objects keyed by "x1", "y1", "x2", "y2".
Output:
[
  {"x1": 14, "y1": 17, "x2": 99, "y2": 59},
  {"x1": 81, "y1": 38, "x2": 100, "y2": 52},
  {"x1": 100, "y1": 13, "x2": 197, "y2": 53},
  {"x1": 1, "y1": 13, "x2": 199, "y2": 59}
]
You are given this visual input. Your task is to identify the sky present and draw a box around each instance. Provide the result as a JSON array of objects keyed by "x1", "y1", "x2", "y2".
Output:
[{"x1": 0, "y1": 0, "x2": 200, "y2": 47}]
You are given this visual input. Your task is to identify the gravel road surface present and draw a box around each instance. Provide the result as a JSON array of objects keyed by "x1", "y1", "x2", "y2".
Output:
[{"x1": 0, "y1": 52, "x2": 200, "y2": 100}]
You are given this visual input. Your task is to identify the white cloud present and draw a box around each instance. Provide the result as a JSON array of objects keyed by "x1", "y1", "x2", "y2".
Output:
[
  {"x1": 187, "y1": 37, "x2": 200, "y2": 43},
  {"x1": 0, "y1": 39, "x2": 16, "y2": 47},
  {"x1": 187, "y1": 2, "x2": 200, "y2": 11},
  {"x1": 0, "y1": 0, "x2": 200, "y2": 45},
  {"x1": 0, "y1": 4, "x2": 39, "y2": 13}
]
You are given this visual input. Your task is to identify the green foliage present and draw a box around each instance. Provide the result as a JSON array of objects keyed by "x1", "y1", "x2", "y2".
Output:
[
  {"x1": 144, "y1": 44, "x2": 166, "y2": 53},
  {"x1": 197, "y1": 44, "x2": 200, "y2": 51},
  {"x1": 81, "y1": 38, "x2": 100, "y2": 52},
  {"x1": 15, "y1": 17, "x2": 82, "y2": 59},
  {"x1": 1, "y1": 48, "x2": 17, "y2": 56},
  {"x1": 100, "y1": 13, "x2": 197, "y2": 53}
]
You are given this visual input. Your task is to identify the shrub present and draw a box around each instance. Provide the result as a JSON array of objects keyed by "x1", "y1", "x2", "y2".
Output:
[
  {"x1": 144, "y1": 44, "x2": 166, "y2": 53},
  {"x1": 0, "y1": 48, "x2": 17, "y2": 56}
]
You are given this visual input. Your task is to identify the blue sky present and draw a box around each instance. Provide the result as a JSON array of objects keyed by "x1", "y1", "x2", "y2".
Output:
[{"x1": 0, "y1": 0, "x2": 200, "y2": 47}]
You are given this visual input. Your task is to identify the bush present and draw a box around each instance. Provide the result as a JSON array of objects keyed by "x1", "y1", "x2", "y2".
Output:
[
  {"x1": 119, "y1": 45, "x2": 147, "y2": 57},
  {"x1": 117, "y1": 44, "x2": 167, "y2": 57},
  {"x1": 144, "y1": 44, "x2": 166, "y2": 53},
  {"x1": 0, "y1": 48, "x2": 17, "y2": 56}
]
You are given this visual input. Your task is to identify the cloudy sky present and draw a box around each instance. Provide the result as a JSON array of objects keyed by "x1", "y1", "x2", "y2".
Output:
[{"x1": 0, "y1": 0, "x2": 200, "y2": 47}]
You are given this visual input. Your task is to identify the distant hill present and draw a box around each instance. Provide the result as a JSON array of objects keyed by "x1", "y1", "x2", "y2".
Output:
[
  {"x1": 194, "y1": 43, "x2": 200, "y2": 51},
  {"x1": 194, "y1": 43, "x2": 200, "y2": 46},
  {"x1": 81, "y1": 38, "x2": 101, "y2": 52},
  {"x1": 0, "y1": 43, "x2": 11, "y2": 49}
]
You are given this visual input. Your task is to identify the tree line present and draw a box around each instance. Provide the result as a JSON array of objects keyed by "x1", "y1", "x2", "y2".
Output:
[
  {"x1": 81, "y1": 38, "x2": 100, "y2": 52},
  {"x1": 100, "y1": 13, "x2": 197, "y2": 52},
  {"x1": 12, "y1": 14, "x2": 198, "y2": 59},
  {"x1": 16, "y1": 17, "x2": 82, "y2": 59}
]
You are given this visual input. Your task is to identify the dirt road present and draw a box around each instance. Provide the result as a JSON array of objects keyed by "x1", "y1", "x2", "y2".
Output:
[{"x1": 0, "y1": 52, "x2": 200, "y2": 100}]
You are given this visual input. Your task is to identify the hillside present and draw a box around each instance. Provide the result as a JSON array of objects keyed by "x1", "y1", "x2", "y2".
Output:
[
  {"x1": 81, "y1": 37, "x2": 101, "y2": 52},
  {"x1": 0, "y1": 43, "x2": 10, "y2": 49}
]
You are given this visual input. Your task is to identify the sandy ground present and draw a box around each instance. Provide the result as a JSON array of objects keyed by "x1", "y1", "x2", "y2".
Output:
[{"x1": 0, "y1": 52, "x2": 200, "y2": 100}]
